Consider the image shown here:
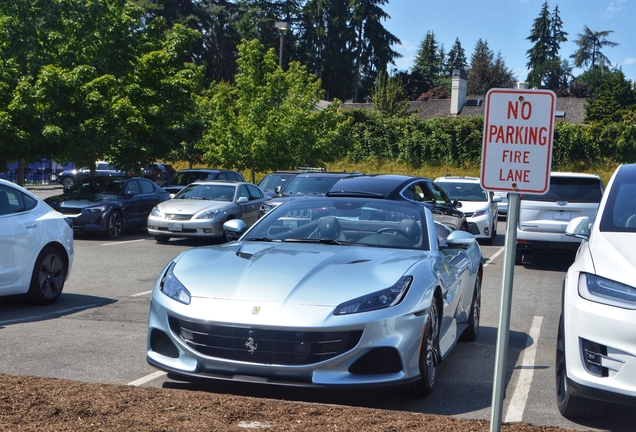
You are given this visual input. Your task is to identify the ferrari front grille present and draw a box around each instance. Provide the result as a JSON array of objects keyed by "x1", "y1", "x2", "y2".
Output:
[{"x1": 168, "y1": 317, "x2": 362, "y2": 366}]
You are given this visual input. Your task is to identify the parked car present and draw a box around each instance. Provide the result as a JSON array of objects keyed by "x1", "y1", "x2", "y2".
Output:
[
  {"x1": 257, "y1": 168, "x2": 327, "y2": 197},
  {"x1": 147, "y1": 196, "x2": 482, "y2": 396},
  {"x1": 327, "y1": 174, "x2": 468, "y2": 232},
  {"x1": 0, "y1": 179, "x2": 74, "y2": 305},
  {"x1": 259, "y1": 172, "x2": 362, "y2": 216},
  {"x1": 493, "y1": 191, "x2": 509, "y2": 218},
  {"x1": 143, "y1": 163, "x2": 177, "y2": 184},
  {"x1": 161, "y1": 169, "x2": 245, "y2": 195},
  {"x1": 435, "y1": 176, "x2": 500, "y2": 244},
  {"x1": 516, "y1": 172, "x2": 604, "y2": 265},
  {"x1": 45, "y1": 176, "x2": 169, "y2": 239},
  {"x1": 147, "y1": 181, "x2": 268, "y2": 243},
  {"x1": 58, "y1": 161, "x2": 122, "y2": 191},
  {"x1": 556, "y1": 163, "x2": 636, "y2": 418}
]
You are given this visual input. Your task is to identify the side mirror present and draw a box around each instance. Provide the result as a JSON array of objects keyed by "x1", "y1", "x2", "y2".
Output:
[
  {"x1": 565, "y1": 216, "x2": 590, "y2": 240},
  {"x1": 237, "y1": 196, "x2": 248, "y2": 204},
  {"x1": 224, "y1": 219, "x2": 247, "y2": 240},
  {"x1": 275, "y1": 185, "x2": 282, "y2": 194},
  {"x1": 453, "y1": 199, "x2": 462, "y2": 208},
  {"x1": 446, "y1": 230, "x2": 476, "y2": 248},
  {"x1": 492, "y1": 195, "x2": 502, "y2": 203}
]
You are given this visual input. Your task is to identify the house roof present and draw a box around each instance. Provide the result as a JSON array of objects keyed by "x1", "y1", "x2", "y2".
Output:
[{"x1": 340, "y1": 96, "x2": 588, "y2": 125}]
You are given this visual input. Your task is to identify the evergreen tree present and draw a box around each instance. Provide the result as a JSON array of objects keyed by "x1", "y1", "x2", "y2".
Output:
[
  {"x1": 571, "y1": 25, "x2": 619, "y2": 70},
  {"x1": 371, "y1": 71, "x2": 409, "y2": 116},
  {"x1": 413, "y1": 31, "x2": 440, "y2": 85},
  {"x1": 584, "y1": 70, "x2": 636, "y2": 123},
  {"x1": 467, "y1": 39, "x2": 515, "y2": 94},
  {"x1": 350, "y1": 0, "x2": 401, "y2": 102},
  {"x1": 445, "y1": 38, "x2": 468, "y2": 75}
]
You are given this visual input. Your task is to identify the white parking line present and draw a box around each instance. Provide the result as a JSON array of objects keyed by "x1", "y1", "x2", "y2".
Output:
[
  {"x1": 484, "y1": 246, "x2": 505, "y2": 267},
  {"x1": 504, "y1": 316, "x2": 543, "y2": 423},
  {"x1": 128, "y1": 370, "x2": 167, "y2": 386},
  {"x1": 131, "y1": 290, "x2": 153, "y2": 297},
  {"x1": 102, "y1": 239, "x2": 147, "y2": 246}
]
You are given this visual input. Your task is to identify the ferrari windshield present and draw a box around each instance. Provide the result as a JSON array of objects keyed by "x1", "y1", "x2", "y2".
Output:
[
  {"x1": 245, "y1": 198, "x2": 429, "y2": 250},
  {"x1": 175, "y1": 183, "x2": 236, "y2": 201}
]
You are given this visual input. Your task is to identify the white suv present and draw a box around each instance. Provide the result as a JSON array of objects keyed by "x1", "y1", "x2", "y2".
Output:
[
  {"x1": 435, "y1": 176, "x2": 500, "y2": 244},
  {"x1": 516, "y1": 172, "x2": 604, "y2": 265}
]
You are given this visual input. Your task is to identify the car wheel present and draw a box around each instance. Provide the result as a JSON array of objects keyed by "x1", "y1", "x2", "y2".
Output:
[
  {"x1": 460, "y1": 272, "x2": 481, "y2": 342},
  {"x1": 555, "y1": 315, "x2": 606, "y2": 418},
  {"x1": 105, "y1": 210, "x2": 123, "y2": 239},
  {"x1": 405, "y1": 299, "x2": 440, "y2": 397},
  {"x1": 154, "y1": 235, "x2": 170, "y2": 243},
  {"x1": 62, "y1": 176, "x2": 75, "y2": 190},
  {"x1": 27, "y1": 246, "x2": 66, "y2": 305},
  {"x1": 515, "y1": 250, "x2": 523, "y2": 265}
]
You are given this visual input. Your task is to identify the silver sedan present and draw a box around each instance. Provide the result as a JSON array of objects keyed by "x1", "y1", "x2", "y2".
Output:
[{"x1": 147, "y1": 181, "x2": 268, "y2": 243}]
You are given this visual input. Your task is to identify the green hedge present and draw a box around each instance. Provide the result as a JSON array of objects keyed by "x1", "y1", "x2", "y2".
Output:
[{"x1": 343, "y1": 109, "x2": 636, "y2": 169}]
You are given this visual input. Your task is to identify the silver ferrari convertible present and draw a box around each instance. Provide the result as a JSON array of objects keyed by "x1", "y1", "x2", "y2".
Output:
[{"x1": 147, "y1": 196, "x2": 483, "y2": 396}]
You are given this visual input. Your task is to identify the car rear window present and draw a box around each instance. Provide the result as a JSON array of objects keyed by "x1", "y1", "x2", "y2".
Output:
[{"x1": 521, "y1": 177, "x2": 603, "y2": 203}]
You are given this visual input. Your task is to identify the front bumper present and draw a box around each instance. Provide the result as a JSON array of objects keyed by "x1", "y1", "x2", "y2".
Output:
[
  {"x1": 466, "y1": 214, "x2": 493, "y2": 239},
  {"x1": 563, "y1": 272, "x2": 636, "y2": 404},
  {"x1": 147, "y1": 215, "x2": 225, "y2": 238},
  {"x1": 147, "y1": 288, "x2": 428, "y2": 388},
  {"x1": 516, "y1": 230, "x2": 581, "y2": 255}
]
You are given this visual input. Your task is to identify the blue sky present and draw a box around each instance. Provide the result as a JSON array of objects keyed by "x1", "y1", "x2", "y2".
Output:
[{"x1": 382, "y1": 0, "x2": 636, "y2": 84}]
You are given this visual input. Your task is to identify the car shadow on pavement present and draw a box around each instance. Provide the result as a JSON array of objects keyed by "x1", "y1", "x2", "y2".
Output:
[{"x1": 0, "y1": 293, "x2": 116, "y2": 327}]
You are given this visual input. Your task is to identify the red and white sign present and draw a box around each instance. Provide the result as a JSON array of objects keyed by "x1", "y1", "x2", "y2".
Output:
[{"x1": 480, "y1": 88, "x2": 556, "y2": 194}]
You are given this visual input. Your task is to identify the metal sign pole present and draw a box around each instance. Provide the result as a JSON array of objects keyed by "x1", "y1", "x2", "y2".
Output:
[{"x1": 489, "y1": 192, "x2": 520, "y2": 432}]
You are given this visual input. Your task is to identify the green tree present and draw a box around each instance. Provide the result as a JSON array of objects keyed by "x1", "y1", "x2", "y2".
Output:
[
  {"x1": 526, "y1": 2, "x2": 569, "y2": 90},
  {"x1": 467, "y1": 39, "x2": 516, "y2": 94},
  {"x1": 199, "y1": 39, "x2": 350, "y2": 182},
  {"x1": 413, "y1": 31, "x2": 441, "y2": 86},
  {"x1": 584, "y1": 69, "x2": 636, "y2": 123},
  {"x1": 371, "y1": 71, "x2": 409, "y2": 116},
  {"x1": 350, "y1": 0, "x2": 401, "y2": 102},
  {"x1": 445, "y1": 38, "x2": 468, "y2": 75},
  {"x1": 571, "y1": 25, "x2": 619, "y2": 70}
]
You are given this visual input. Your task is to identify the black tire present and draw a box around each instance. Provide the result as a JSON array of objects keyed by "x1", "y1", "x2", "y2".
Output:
[
  {"x1": 154, "y1": 235, "x2": 170, "y2": 243},
  {"x1": 555, "y1": 315, "x2": 606, "y2": 418},
  {"x1": 62, "y1": 176, "x2": 75, "y2": 190},
  {"x1": 27, "y1": 246, "x2": 66, "y2": 305},
  {"x1": 515, "y1": 250, "x2": 523, "y2": 265},
  {"x1": 105, "y1": 210, "x2": 123, "y2": 239},
  {"x1": 405, "y1": 299, "x2": 440, "y2": 397},
  {"x1": 460, "y1": 272, "x2": 481, "y2": 342}
]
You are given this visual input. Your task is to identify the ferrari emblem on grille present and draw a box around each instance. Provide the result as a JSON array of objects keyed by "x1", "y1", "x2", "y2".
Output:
[
  {"x1": 245, "y1": 336, "x2": 257, "y2": 354},
  {"x1": 252, "y1": 306, "x2": 260, "y2": 315}
]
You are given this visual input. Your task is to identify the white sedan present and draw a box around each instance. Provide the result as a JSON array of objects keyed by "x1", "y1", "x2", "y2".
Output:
[
  {"x1": 0, "y1": 179, "x2": 74, "y2": 304},
  {"x1": 557, "y1": 163, "x2": 636, "y2": 418}
]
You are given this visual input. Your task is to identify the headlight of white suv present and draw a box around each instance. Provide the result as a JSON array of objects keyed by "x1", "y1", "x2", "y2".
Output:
[
  {"x1": 579, "y1": 273, "x2": 636, "y2": 309},
  {"x1": 472, "y1": 206, "x2": 491, "y2": 217}
]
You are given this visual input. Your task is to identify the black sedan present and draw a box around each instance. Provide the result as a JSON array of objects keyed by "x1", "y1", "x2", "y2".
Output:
[
  {"x1": 327, "y1": 174, "x2": 468, "y2": 231},
  {"x1": 45, "y1": 176, "x2": 169, "y2": 239}
]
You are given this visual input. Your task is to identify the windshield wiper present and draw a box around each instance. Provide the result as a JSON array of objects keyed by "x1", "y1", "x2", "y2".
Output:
[
  {"x1": 245, "y1": 237, "x2": 281, "y2": 242},
  {"x1": 284, "y1": 238, "x2": 346, "y2": 245}
]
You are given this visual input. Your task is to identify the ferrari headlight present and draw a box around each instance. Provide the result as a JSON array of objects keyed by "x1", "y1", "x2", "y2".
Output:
[
  {"x1": 160, "y1": 262, "x2": 191, "y2": 305},
  {"x1": 334, "y1": 276, "x2": 412, "y2": 315},
  {"x1": 150, "y1": 206, "x2": 163, "y2": 217},
  {"x1": 196, "y1": 209, "x2": 219, "y2": 219},
  {"x1": 579, "y1": 273, "x2": 636, "y2": 309},
  {"x1": 472, "y1": 207, "x2": 490, "y2": 217},
  {"x1": 84, "y1": 205, "x2": 108, "y2": 214}
]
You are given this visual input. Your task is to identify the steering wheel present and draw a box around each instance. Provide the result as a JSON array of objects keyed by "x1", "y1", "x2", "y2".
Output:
[{"x1": 375, "y1": 227, "x2": 412, "y2": 240}]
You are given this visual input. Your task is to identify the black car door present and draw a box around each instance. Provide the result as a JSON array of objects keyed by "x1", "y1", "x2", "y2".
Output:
[
  {"x1": 427, "y1": 182, "x2": 466, "y2": 231},
  {"x1": 121, "y1": 179, "x2": 143, "y2": 226},
  {"x1": 138, "y1": 179, "x2": 164, "y2": 224}
]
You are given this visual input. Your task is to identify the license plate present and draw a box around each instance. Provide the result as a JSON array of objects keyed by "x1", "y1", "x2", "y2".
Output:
[
  {"x1": 554, "y1": 212, "x2": 570, "y2": 220},
  {"x1": 168, "y1": 223, "x2": 183, "y2": 231}
]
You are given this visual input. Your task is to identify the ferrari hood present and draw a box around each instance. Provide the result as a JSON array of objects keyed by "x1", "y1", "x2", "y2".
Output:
[
  {"x1": 589, "y1": 231, "x2": 636, "y2": 287},
  {"x1": 172, "y1": 242, "x2": 429, "y2": 307}
]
